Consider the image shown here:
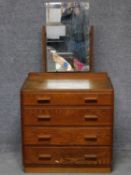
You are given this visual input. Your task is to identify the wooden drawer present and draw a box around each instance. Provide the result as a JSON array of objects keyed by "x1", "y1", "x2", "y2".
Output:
[
  {"x1": 24, "y1": 146, "x2": 112, "y2": 166},
  {"x1": 21, "y1": 93, "x2": 113, "y2": 106},
  {"x1": 22, "y1": 107, "x2": 113, "y2": 126},
  {"x1": 23, "y1": 127, "x2": 112, "y2": 146}
]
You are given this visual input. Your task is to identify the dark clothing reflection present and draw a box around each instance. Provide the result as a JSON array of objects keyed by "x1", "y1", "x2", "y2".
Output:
[{"x1": 61, "y1": 2, "x2": 89, "y2": 64}]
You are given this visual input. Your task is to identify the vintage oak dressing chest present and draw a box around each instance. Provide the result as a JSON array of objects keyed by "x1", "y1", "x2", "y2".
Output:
[{"x1": 21, "y1": 72, "x2": 114, "y2": 173}]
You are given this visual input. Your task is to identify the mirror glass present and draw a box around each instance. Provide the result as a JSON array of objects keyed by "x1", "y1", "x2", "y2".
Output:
[{"x1": 45, "y1": 1, "x2": 90, "y2": 72}]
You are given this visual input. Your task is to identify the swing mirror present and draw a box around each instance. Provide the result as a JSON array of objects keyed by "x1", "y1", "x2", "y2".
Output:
[{"x1": 42, "y1": 1, "x2": 93, "y2": 72}]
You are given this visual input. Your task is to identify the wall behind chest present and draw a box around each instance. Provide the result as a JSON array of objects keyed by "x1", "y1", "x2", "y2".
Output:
[
  {"x1": 0, "y1": 0, "x2": 131, "y2": 151},
  {"x1": 91, "y1": 0, "x2": 131, "y2": 150},
  {"x1": 0, "y1": 0, "x2": 44, "y2": 151}
]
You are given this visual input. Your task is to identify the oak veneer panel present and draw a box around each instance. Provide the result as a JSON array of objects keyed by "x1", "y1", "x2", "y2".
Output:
[
  {"x1": 23, "y1": 127, "x2": 112, "y2": 146},
  {"x1": 21, "y1": 79, "x2": 113, "y2": 91},
  {"x1": 23, "y1": 107, "x2": 113, "y2": 126},
  {"x1": 24, "y1": 166, "x2": 112, "y2": 173},
  {"x1": 21, "y1": 72, "x2": 113, "y2": 92},
  {"x1": 21, "y1": 93, "x2": 113, "y2": 106},
  {"x1": 24, "y1": 146, "x2": 112, "y2": 166}
]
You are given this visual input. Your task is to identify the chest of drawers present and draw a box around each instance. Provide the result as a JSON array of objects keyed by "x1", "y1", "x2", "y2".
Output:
[{"x1": 21, "y1": 72, "x2": 114, "y2": 173}]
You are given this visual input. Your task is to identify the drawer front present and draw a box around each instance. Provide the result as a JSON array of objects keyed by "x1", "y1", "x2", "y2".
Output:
[
  {"x1": 23, "y1": 107, "x2": 113, "y2": 126},
  {"x1": 23, "y1": 127, "x2": 112, "y2": 146},
  {"x1": 24, "y1": 146, "x2": 112, "y2": 166},
  {"x1": 22, "y1": 93, "x2": 113, "y2": 106}
]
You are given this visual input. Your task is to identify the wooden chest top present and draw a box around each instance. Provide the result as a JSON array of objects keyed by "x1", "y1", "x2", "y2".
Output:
[{"x1": 21, "y1": 72, "x2": 113, "y2": 93}]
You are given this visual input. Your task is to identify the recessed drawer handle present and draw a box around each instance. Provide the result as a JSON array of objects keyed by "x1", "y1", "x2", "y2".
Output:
[
  {"x1": 38, "y1": 154, "x2": 52, "y2": 160},
  {"x1": 37, "y1": 98, "x2": 51, "y2": 104},
  {"x1": 84, "y1": 154, "x2": 97, "y2": 160},
  {"x1": 84, "y1": 115, "x2": 98, "y2": 121},
  {"x1": 37, "y1": 115, "x2": 51, "y2": 121},
  {"x1": 84, "y1": 135, "x2": 97, "y2": 141},
  {"x1": 38, "y1": 135, "x2": 51, "y2": 141},
  {"x1": 84, "y1": 98, "x2": 98, "y2": 104}
]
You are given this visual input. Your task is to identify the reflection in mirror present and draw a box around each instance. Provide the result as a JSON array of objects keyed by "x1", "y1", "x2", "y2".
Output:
[{"x1": 45, "y1": 1, "x2": 90, "y2": 72}]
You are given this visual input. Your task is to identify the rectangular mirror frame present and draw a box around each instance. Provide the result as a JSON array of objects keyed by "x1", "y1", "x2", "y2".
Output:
[{"x1": 42, "y1": 25, "x2": 94, "y2": 73}]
